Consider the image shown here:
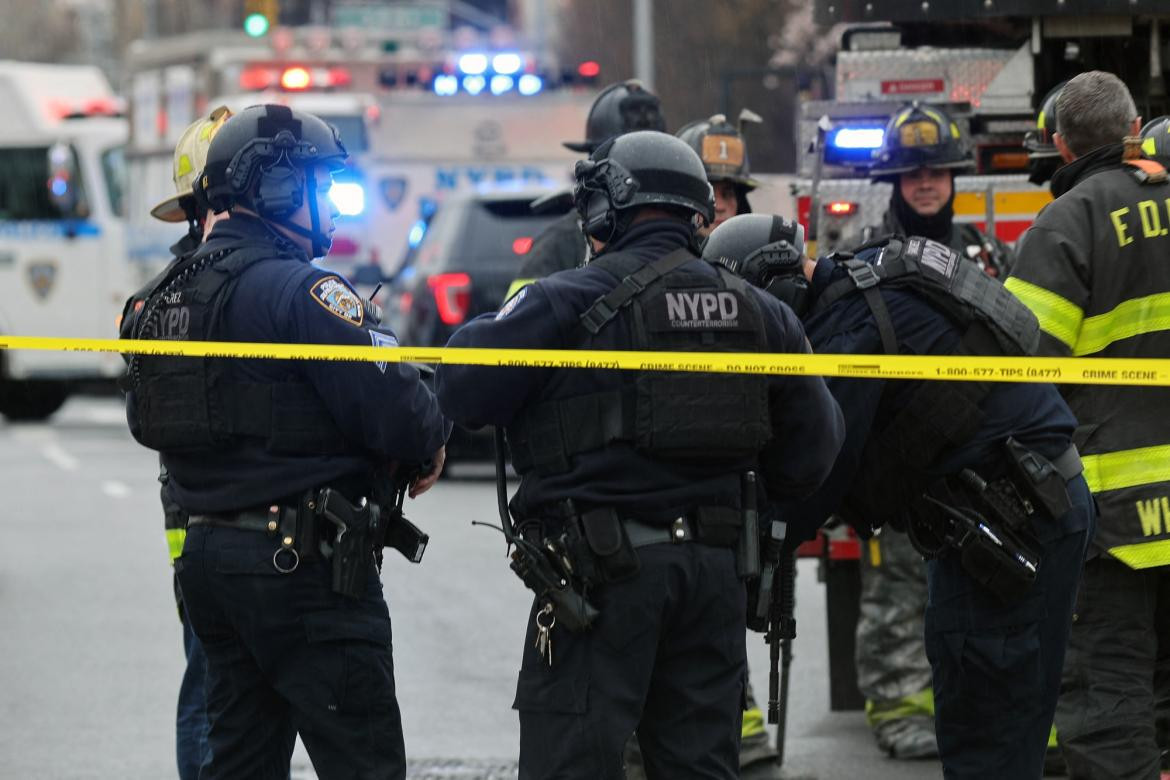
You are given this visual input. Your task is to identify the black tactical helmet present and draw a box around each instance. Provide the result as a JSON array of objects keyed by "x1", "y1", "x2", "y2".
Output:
[
  {"x1": 573, "y1": 130, "x2": 715, "y2": 244},
  {"x1": 1140, "y1": 116, "x2": 1170, "y2": 165},
  {"x1": 675, "y1": 112, "x2": 760, "y2": 191},
  {"x1": 1024, "y1": 82, "x2": 1065, "y2": 160},
  {"x1": 563, "y1": 80, "x2": 666, "y2": 153},
  {"x1": 198, "y1": 104, "x2": 348, "y2": 257},
  {"x1": 870, "y1": 102, "x2": 971, "y2": 179},
  {"x1": 702, "y1": 214, "x2": 810, "y2": 316}
]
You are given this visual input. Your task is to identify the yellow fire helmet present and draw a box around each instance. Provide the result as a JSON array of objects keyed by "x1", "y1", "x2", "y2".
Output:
[
  {"x1": 150, "y1": 105, "x2": 234, "y2": 222},
  {"x1": 870, "y1": 102, "x2": 972, "y2": 179}
]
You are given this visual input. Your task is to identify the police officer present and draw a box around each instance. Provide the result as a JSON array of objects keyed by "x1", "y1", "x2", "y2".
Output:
[
  {"x1": 436, "y1": 131, "x2": 845, "y2": 778},
  {"x1": 504, "y1": 80, "x2": 667, "y2": 300},
  {"x1": 124, "y1": 105, "x2": 448, "y2": 779},
  {"x1": 1007, "y1": 70, "x2": 1170, "y2": 780},
  {"x1": 119, "y1": 105, "x2": 233, "y2": 780},
  {"x1": 859, "y1": 102, "x2": 1012, "y2": 277},
  {"x1": 676, "y1": 111, "x2": 761, "y2": 236},
  {"x1": 704, "y1": 214, "x2": 1094, "y2": 779},
  {"x1": 1024, "y1": 82, "x2": 1067, "y2": 186}
]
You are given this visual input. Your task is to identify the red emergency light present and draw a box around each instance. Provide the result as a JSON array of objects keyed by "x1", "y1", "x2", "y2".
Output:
[
  {"x1": 512, "y1": 237, "x2": 534, "y2": 255},
  {"x1": 281, "y1": 67, "x2": 312, "y2": 91},
  {"x1": 578, "y1": 61, "x2": 601, "y2": 78},
  {"x1": 240, "y1": 66, "x2": 275, "y2": 90},
  {"x1": 825, "y1": 201, "x2": 859, "y2": 217}
]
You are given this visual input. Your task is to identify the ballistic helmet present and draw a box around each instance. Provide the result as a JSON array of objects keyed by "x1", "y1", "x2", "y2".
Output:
[
  {"x1": 573, "y1": 131, "x2": 714, "y2": 245},
  {"x1": 197, "y1": 104, "x2": 348, "y2": 257},
  {"x1": 702, "y1": 214, "x2": 810, "y2": 317},
  {"x1": 870, "y1": 103, "x2": 971, "y2": 179},
  {"x1": 563, "y1": 80, "x2": 666, "y2": 153},
  {"x1": 151, "y1": 106, "x2": 233, "y2": 223},
  {"x1": 1140, "y1": 116, "x2": 1170, "y2": 165}
]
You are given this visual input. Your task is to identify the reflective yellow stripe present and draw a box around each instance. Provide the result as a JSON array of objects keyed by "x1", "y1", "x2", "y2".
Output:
[
  {"x1": 742, "y1": 707, "x2": 766, "y2": 738},
  {"x1": 865, "y1": 688, "x2": 935, "y2": 728},
  {"x1": 1073, "y1": 292, "x2": 1170, "y2": 356},
  {"x1": 1049, "y1": 724, "x2": 1059, "y2": 749},
  {"x1": 503, "y1": 278, "x2": 535, "y2": 303},
  {"x1": 166, "y1": 527, "x2": 186, "y2": 562},
  {"x1": 1081, "y1": 445, "x2": 1170, "y2": 493},
  {"x1": 953, "y1": 190, "x2": 1052, "y2": 216},
  {"x1": 1004, "y1": 277, "x2": 1083, "y2": 350},
  {"x1": 1107, "y1": 539, "x2": 1170, "y2": 569}
]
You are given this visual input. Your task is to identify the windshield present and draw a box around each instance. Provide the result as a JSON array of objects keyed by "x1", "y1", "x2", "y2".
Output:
[
  {"x1": 320, "y1": 115, "x2": 369, "y2": 154},
  {"x1": 101, "y1": 146, "x2": 127, "y2": 218},
  {"x1": 0, "y1": 146, "x2": 89, "y2": 220}
]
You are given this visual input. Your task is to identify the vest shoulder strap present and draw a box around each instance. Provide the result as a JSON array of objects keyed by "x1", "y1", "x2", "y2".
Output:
[{"x1": 579, "y1": 247, "x2": 697, "y2": 335}]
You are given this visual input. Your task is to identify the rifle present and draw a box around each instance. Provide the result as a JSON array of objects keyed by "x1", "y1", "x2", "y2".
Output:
[
  {"x1": 753, "y1": 514, "x2": 797, "y2": 765},
  {"x1": 493, "y1": 427, "x2": 598, "y2": 633}
]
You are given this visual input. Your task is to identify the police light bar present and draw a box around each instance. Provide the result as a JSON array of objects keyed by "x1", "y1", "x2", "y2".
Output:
[
  {"x1": 463, "y1": 75, "x2": 486, "y2": 96},
  {"x1": 492, "y1": 53, "x2": 523, "y2": 75},
  {"x1": 518, "y1": 74, "x2": 543, "y2": 96},
  {"x1": 433, "y1": 74, "x2": 458, "y2": 96},
  {"x1": 830, "y1": 127, "x2": 885, "y2": 149},
  {"x1": 329, "y1": 182, "x2": 365, "y2": 217},
  {"x1": 490, "y1": 75, "x2": 514, "y2": 95},
  {"x1": 457, "y1": 53, "x2": 488, "y2": 75},
  {"x1": 281, "y1": 67, "x2": 312, "y2": 90}
]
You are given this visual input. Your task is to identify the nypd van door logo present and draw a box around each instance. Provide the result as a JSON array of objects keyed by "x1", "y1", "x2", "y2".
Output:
[
  {"x1": 665, "y1": 291, "x2": 739, "y2": 328},
  {"x1": 369, "y1": 330, "x2": 398, "y2": 373},
  {"x1": 310, "y1": 276, "x2": 364, "y2": 326},
  {"x1": 26, "y1": 260, "x2": 58, "y2": 301}
]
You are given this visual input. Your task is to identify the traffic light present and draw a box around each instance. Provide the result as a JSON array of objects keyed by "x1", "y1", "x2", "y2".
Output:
[{"x1": 243, "y1": 0, "x2": 278, "y2": 37}]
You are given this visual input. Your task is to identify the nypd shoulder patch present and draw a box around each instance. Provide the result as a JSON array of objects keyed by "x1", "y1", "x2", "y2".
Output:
[
  {"x1": 495, "y1": 287, "x2": 528, "y2": 320},
  {"x1": 370, "y1": 329, "x2": 398, "y2": 374},
  {"x1": 310, "y1": 275, "x2": 364, "y2": 326}
]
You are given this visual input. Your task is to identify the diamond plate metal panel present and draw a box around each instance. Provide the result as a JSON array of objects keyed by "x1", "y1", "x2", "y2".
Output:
[{"x1": 837, "y1": 48, "x2": 1016, "y2": 107}]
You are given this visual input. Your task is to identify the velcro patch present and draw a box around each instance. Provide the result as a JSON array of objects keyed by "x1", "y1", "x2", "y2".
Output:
[
  {"x1": 661, "y1": 290, "x2": 742, "y2": 329},
  {"x1": 496, "y1": 287, "x2": 528, "y2": 320},
  {"x1": 310, "y1": 275, "x2": 364, "y2": 326},
  {"x1": 369, "y1": 329, "x2": 398, "y2": 374}
]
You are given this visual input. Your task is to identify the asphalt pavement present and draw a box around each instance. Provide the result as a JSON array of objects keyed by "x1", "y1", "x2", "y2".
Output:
[{"x1": 0, "y1": 397, "x2": 941, "y2": 779}]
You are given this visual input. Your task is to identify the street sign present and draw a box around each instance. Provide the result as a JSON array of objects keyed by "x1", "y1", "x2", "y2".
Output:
[{"x1": 332, "y1": 3, "x2": 447, "y2": 30}]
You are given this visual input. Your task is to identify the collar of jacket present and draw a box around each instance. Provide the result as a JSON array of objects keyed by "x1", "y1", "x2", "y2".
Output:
[
  {"x1": 595, "y1": 219, "x2": 696, "y2": 264},
  {"x1": 208, "y1": 212, "x2": 309, "y2": 260},
  {"x1": 1050, "y1": 142, "x2": 1124, "y2": 198},
  {"x1": 167, "y1": 231, "x2": 201, "y2": 261}
]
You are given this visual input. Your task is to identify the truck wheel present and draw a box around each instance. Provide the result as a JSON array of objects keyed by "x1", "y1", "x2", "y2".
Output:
[{"x1": 0, "y1": 381, "x2": 69, "y2": 421}]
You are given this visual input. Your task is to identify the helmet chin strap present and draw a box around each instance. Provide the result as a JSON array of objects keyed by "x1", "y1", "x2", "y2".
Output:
[{"x1": 269, "y1": 168, "x2": 332, "y2": 258}]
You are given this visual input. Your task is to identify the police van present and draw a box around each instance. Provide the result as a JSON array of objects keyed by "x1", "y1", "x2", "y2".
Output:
[
  {"x1": 0, "y1": 62, "x2": 129, "y2": 420},
  {"x1": 124, "y1": 27, "x2": 598, "y2": 286}
]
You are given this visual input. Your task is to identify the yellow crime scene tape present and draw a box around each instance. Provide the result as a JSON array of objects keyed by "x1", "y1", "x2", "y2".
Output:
[{"x1": 4, "y1": 334, "x2": 1170, "y2": 387}]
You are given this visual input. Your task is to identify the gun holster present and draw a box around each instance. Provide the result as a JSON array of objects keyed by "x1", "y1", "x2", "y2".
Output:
[
  {"x1": 509, "y1": 535, "x2": 599, "y2": 633},
  {"x1": 316, "y1": 488, "x2": 375, "y2": 599}
]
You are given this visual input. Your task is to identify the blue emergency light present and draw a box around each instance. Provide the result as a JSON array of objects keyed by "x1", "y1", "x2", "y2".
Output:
[
  {"x1": 458, "y1": 53, "x2": 488, "y2": 75},
  {"x1": 329, "y1": 182, "x2": 366, "y2": 217},
  {"x1": 825, "y1": 124, "x2": 886, "y2": 166},
  {"x1": 492, "y1": 53, "x2": 523, "y2": 75},
  {"x1": 518, "y1": 74, "x2": 543, "y2": 96},
  {"x1": 491, "y1": 75, "x2": 514, "y2": 95},
  {"x1": 433, "y1": 74, "x2": 458, "y2": 96},
  {"x1": 462, "y1": 75, "x2": 486, "y2": 96},
  {"x1": 408, "y1": 219, "x2": 427, "y2": 249}
]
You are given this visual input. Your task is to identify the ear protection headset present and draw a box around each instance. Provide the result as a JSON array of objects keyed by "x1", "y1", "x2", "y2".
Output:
[{"x1": 573, "y1": 146, "x2": 642, "y2": 243}]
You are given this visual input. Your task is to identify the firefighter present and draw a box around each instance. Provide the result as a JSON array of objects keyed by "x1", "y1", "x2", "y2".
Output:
[
  {"x1": 504, "y1": 79, "x2": 667, "y2": 301},
  {"x1": 1140, "y1": 114, "x2": 1170, "y2": 165},
  {"x1": 705, "y1": 213, "x2": 1094, "y2": 779},
  {"x1": 436, "y1": 131, "x2": 845, "y2": 778},
  {"x1": 1007, "y1": 69, "x2": 1170, "y2": 780},
  {"x1": 846, "y1": 101, "x2": 1016, "y2": 760},
  {"x1": 676, "y1": 111, "x2": 761, "y2": 235},
  {"x1": 119, "y1": 105, "x2": 233, "y2": 780},
  {"x1": 124, "y1": 105, "x2": 448, "y2": 779},
  {"x1": 1024, "y1": 82, "x2": 1067, "y2": 186}
]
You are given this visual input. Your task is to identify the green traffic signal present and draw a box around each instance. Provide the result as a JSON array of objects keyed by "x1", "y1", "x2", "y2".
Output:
[{"x1": 244, "y1": 12, "x2": 270, "y2": 37}]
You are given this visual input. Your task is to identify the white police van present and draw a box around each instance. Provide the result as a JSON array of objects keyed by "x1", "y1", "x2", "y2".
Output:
[{"x1": 0, "y1": 62, "x2": 129, "y2": 420}]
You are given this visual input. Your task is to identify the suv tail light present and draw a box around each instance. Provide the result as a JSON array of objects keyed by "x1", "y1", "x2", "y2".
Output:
[{"x1": 427, "y1": 273, "x2": 472, "y2": 325}]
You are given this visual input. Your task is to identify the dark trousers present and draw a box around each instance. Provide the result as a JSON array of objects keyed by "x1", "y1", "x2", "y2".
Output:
[
  {"x1": 514, "y1": 543, "x2": 747, "y2": 780},
  {"x1": 1056, "y1": 556, "x2": 1170, "y2": 780},
  {"x1": 925, "y1": 475, "x2": 1094, "y2": 779},
  {"x1": 178, "y1": 606, "x2": 211, "y2": 780},
  {"x1": 176, "y1": 525, "x2": 404, "y2": 780}
]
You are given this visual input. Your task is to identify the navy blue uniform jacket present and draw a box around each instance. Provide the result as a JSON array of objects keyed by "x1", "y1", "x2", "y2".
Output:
[
  {"x1": 157, "y1": 214, "x2": 450, "y2": 513},
  {"x1": 436, "y1": 220, "x2": 845, "y2": 520},
  {"x1": 780, "y1": 256, "x2": 1083, "y2": 545}
]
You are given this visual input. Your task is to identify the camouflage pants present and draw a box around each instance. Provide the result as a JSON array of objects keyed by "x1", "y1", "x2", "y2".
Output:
[{"x1": 856, "y1": 528, "x2": 934, "y2": 727}]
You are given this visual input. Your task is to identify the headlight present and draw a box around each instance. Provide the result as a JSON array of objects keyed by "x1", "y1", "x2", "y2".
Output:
[{"x1": 330, "y1": 182, "x2": 366, "y2": 217}]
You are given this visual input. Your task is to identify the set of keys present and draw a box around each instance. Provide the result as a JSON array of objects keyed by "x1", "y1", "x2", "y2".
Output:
[{"x1": 534, "y1": 602, "x2": 556, "y2": 667}]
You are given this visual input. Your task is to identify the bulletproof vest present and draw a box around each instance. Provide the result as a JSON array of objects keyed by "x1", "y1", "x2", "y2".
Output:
[
  {"x1": 125, "y1": 235, "x2": 346, "y2": 455},
  {"x1": 817, "y1": 236, "x2": 1042, "y2": 531},
  {"x1": 508, "y1": 247, "x2": 773, "y2": 476}
]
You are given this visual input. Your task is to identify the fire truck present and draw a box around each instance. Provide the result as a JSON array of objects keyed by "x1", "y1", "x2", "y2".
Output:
[
  {"x1": 123, "y1": 27, "x2": 599, "y2": 287},
  {"x1": 794, "y1": 0, "x2": 1170, "y2": 713},
  {"x1": 0, "y1": 62, "x2": 130, "y2": 421}
]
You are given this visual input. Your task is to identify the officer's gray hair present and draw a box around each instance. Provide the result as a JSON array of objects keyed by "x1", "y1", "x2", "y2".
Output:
[{"x1": 1055, "y1": 71, "x2": 1137, "y2": 157}]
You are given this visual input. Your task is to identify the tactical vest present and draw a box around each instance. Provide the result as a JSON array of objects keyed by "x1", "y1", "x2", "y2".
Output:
[
  {"x1": 125, "y1": 235, "x2": 345, "y2": 455},
  {"x1": 508, "y1": 247, "x2": 773, "y2": 476},
  {"x1": 818, "y1": 236, "x2": 1041, "y2": 530}
]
